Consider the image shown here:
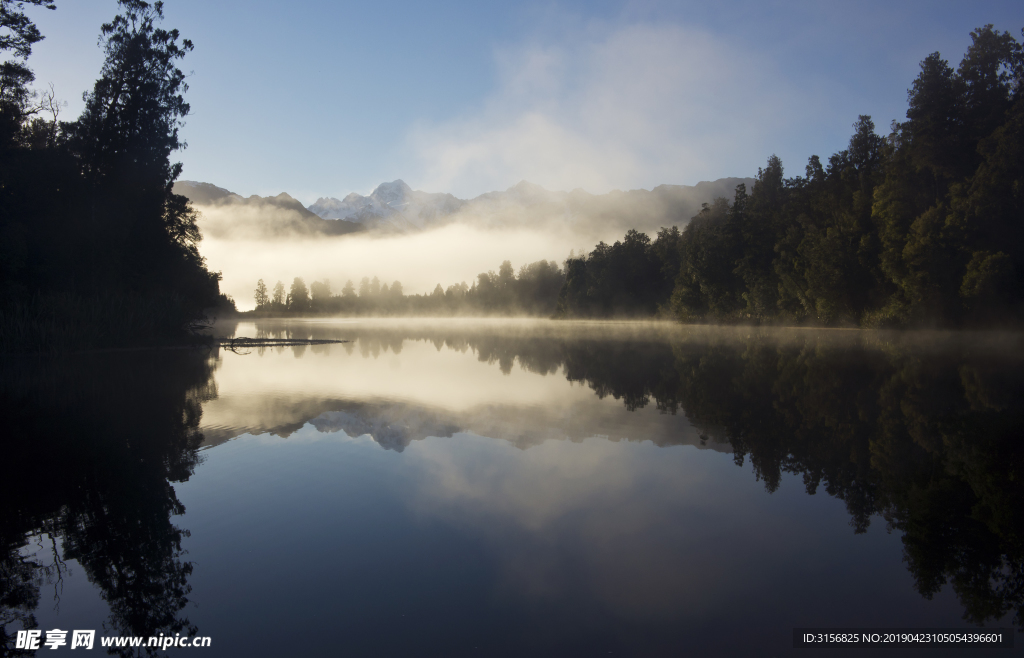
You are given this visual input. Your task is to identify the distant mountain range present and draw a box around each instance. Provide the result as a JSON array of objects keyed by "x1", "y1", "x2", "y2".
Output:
[
  {"x1": 172, "y1": 181, "x2": 363, "y2": 237},
  {"x1": 174, "y1": 177, "x2": 755, "y2": 239},
  {"x1": 308, "y1": 180, "x2": 465, "y2": 231}
]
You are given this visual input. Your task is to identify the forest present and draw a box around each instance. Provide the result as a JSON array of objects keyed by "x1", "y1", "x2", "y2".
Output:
[
  {"x1": 249, "y1": 258, "x2": 567, "y2": 317},
  {"x1": 4, "y1": 2, "x2": 1022, "y2": 343},
  {"x1": 259, "y1": 25, "x2": 1023, "y2": 328},
  {"x1": 0, "y1": 0, "x2": 229, "y2": 353},
  {"x1": 565, "y1": 25, "x2": 1024, "y2": 327}
]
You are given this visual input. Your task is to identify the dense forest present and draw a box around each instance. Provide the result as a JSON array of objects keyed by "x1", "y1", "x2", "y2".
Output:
[
  {"x1": 562, "y1": 25, "x2": 1024, "y2": 327},
  {"x1": 0, "y1": 0, "x2": 228, "y2": 352}
]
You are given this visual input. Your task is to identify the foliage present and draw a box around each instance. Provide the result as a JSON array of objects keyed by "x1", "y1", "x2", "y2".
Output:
[
  {"x1": 562, "y1": 26, "x2": 1024, "y2": 327},
  {"x1": 557, "y1": 228, "x2": 681, "y2": 317},
  {"x1": 0, "y1": 0, "x2": 223, "y2": 352}
]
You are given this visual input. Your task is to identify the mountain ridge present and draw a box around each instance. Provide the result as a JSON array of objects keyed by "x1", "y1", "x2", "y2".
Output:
[{"x1": 175, "y1": 177, "x2": 755, "y2": 239}]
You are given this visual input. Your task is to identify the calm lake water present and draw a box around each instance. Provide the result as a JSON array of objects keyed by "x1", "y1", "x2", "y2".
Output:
[{"x1": 2, "y1": 319, "x2": 1022, "y2": 656}]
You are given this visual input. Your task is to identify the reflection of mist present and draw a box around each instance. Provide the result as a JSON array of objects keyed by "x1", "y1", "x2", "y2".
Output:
[
  {"x1": 191, "y1": 319, "x2": 1024, "y2": 639},
  {"x1": 401, "y1": 435, "x2": 748, "y2": 619}
]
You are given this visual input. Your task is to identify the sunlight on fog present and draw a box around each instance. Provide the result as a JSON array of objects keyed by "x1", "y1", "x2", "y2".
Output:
[{"x1": 200, "y1": 223, "x2": 593, "y2": 311}]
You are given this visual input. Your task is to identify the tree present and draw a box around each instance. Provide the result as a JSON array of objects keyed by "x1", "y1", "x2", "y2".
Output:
[
  {"x1": 288, "y1": 277, "x2": 309, "y2": 312},
  {"x1": 272, "y1": 280, "x2": 285, "y2": 307},
  {"x1": 0, "y1": 0, "x2": 55, "y2": 60},
  {"x1": 309, "y1": 279, "x2": 330, "y2": 308},
  {"x1": 0, "y1": 0, "x2": 56, "y2": 147},
  {"x1": 254, "y1": 279, "x2": 268, "y2": 309},
  {"x1": 1, "y1": 0, "x2": 225, "y2": 351},
  {"x1": 61, "y1": 0, "x2": 218, "y2": 320},
  {"x1": 341, "y1": 280, "x2": 356, "y2": 298},
  {"x1": 70, "y1": 0, "x2": 192, "y2": 183}
]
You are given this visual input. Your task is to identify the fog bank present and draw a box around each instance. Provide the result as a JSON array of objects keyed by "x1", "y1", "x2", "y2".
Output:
[{"x1": 202, "y1": 223, "x2": 592, "y2": 311}]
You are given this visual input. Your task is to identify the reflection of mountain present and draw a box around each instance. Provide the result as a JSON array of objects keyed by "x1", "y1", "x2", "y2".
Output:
[
  {"x1": 208, "y1": 320, "x2": 1024, "y2": 629},
  {"x1": 200, "y1": 323, "x2": 731, "y2": 453},
  {"x1": 205, "y1": 397, "x2": 726, "y2": 454},
  {"x1": 177, "y1": 177, "x2": 754, "y2": 239},
  {"x1": 0, "y1": 352, "x2": 216, "y2": 653},
  {"x1": 310, "y1": 408, "x2": 461, "y2": 452}
]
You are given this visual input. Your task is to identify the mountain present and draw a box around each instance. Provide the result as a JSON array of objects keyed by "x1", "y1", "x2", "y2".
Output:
[
  {"x1": 308, "y1": 180, "x2": 466, "y2": 231},
  {"x1": 457, "y1": 178, "x2": 754, "y2": 237},
  {"x1": 307, "y1": 177, "x2": 755, "y2": 238},
  {"x1": 173, "y1": 181, "x2": 364, "y2": 238},
  {"x1": 175, "y1": 177, "x2": 755, "y2": 240}
]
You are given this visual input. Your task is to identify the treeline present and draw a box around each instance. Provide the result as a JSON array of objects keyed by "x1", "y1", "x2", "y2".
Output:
[
  {"x1": 0, "y1": 1, "x2": 228, "y2": 352},
  {"x1": 252, "y1": 25, "x2": 1021, "y2": 327},
  {"x1": 561, "y1": 26, "x2": 1024, "y2": 327},
  {"x1": 250, "y1": 259, "x2": 565, "y2": 316}
]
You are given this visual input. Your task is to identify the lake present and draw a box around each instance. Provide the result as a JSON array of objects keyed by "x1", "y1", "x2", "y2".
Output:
[{"x1": 2, "y1": 319, "x2": 1021, "y2": 656}]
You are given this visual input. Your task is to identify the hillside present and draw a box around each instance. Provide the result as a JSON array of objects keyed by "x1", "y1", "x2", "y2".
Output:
[{"x1": 176, "y1": 177, "x2": 754, "y2": 240}]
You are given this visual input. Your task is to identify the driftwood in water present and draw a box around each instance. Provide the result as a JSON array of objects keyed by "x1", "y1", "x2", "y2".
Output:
[{"x1": 218, "y1": 336, "x2": 349, "y2": 354}]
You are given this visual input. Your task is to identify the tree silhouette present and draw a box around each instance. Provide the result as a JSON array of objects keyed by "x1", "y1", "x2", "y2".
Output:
[
  {"x1": 288, "y1": 277, "x2": 309, "y2": 312},
  {"x1": 254, "y1": 279, "x2": 269, "y2": 309}
]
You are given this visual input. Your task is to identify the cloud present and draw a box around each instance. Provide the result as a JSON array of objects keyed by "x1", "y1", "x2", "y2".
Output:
[{"x1": 409, "y1": 22, "x2": 805, "y2": 197}]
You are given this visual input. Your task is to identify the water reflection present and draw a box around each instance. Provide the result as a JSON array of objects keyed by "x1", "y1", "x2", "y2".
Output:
[
  {"x1": 209, "y1": 320, "x2": 1024, "y2": 630},
  {"x1": 2, "y1": 321, "x2": 1022, "y2": 656},
  {"x1": 0, "y1": 352, "x2": 216, "y2": 655}
]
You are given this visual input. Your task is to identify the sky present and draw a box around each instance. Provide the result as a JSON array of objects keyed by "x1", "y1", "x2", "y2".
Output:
[{"x1": 22, "y1": 0, "x2": 1024, "y2": 204}]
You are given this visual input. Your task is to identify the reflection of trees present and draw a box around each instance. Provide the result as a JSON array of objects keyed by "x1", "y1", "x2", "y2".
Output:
[
  {"x1": 235, "y1": 320, "x2": 1024, "y2": 627},
  {"x1": 559, "y1": 333, "x2": 1023, "y2": 628},
  {"x1": 0, "y1": 352, "x2": 216, "y2": 655},
  {"x1": 662, "y1": 336, "x2": 1024, "y2": 629}
]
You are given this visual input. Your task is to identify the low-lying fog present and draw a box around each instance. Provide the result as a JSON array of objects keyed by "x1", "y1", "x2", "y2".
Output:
[
  {"x1": 186, "y1": 177, "x2": 756, "y2": 311},
  {"x1": 201, "y1": 223, "x2": 592, "y2": 311}
]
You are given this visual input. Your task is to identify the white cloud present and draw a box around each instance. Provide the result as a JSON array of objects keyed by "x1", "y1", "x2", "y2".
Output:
[{"x1": 409, "y1": 22, "x2": 805, "y2": 197}]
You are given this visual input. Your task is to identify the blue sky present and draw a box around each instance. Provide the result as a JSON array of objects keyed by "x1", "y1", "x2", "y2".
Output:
[{"x1": 23, "y1": 0, "x2": 1024, "y2": 202}]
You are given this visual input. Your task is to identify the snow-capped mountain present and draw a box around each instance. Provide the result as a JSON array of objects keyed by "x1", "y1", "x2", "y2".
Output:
[
  {"x1": 176, "y1": 177, "x2": 755, "y2": 240},
  {"x1": 305, "y1": 177, "x2": 754, "y2": 237},
  {"x1": 308, "y1": 180, "x2": 465, "y2": 231}
]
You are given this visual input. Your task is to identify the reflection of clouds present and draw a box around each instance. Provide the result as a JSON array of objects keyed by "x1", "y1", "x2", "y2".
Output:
[
  {"x1": 207, "y1": 332, "x2": 591, "y2": 414},
  {"x1": 401, "y1": 435, "x2": 761, "y2": 620},
  {"x1": 200, "y1": 320, "x2": 732, "y2": 452},
  {"x1": 201, "y1": 394, "x2": 723, "y2": 454}
]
